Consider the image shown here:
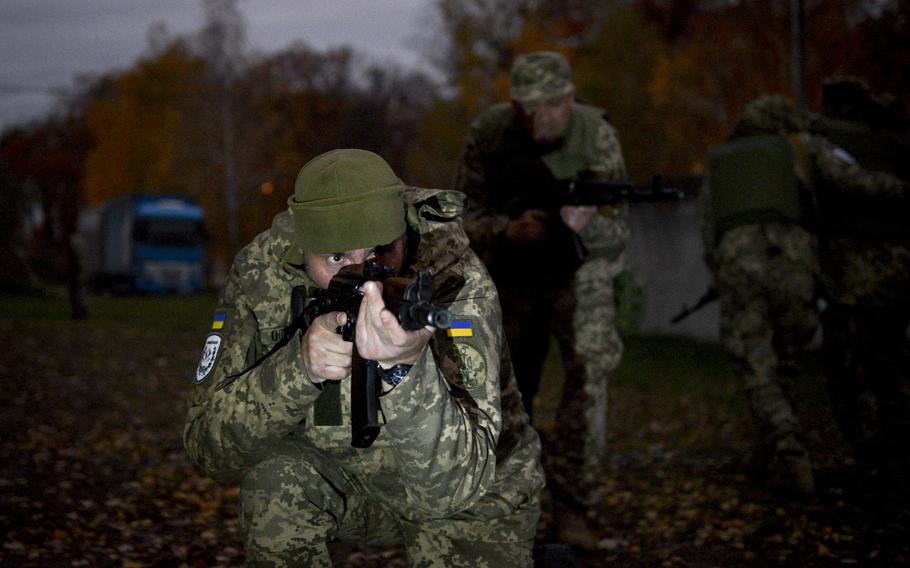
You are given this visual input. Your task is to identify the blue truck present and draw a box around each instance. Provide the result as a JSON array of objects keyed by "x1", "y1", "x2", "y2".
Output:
[{"x1": 80, "y1": 195, "x2": 208, "y2": 294}]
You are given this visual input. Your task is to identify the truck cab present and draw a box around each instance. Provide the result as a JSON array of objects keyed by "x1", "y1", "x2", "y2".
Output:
[{"x1": 87, "y1": 195, "x2": 208, "y2": 294}]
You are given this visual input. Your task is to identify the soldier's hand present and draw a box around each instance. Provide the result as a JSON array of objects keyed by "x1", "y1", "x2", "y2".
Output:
[
  {"x1": 506, "y1": 209, "x2": 550, "y2": 243},
  {"x1": 560, "y1": 204, "x2": 598, "y2": 234},
  {"x1": 301, "y1": 311, "x2": 353, "y2": 383},
  {"x1": 356, "y1": 281, "x2": 432, "y2": 368}
]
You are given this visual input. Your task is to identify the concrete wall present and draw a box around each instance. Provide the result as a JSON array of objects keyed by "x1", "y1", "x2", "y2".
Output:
[{"x1": 625, "y1": 196, "x2": 719, "y2": 341}]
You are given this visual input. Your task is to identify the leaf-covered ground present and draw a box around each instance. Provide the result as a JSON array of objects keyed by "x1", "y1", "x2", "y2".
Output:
[{"x1": 0, "y1": 292, "x2": 907, "y2": 566}]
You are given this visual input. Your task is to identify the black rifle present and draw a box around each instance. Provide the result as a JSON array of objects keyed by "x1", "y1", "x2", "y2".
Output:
[
  {"x1": 499, "y1": 176, "x2": 685, "y2": 276},
  {"x1": 505, "y1": 175, "x2": 684, "y2": 218},
  {"x1": 670, "y1": 287, "x2": 719, "y2": 324},
  {"x1": 291, "y1": 259, "x2": 453, "y2": 448}
]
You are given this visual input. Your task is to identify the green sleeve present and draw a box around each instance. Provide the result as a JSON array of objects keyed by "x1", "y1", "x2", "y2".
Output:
[
  {"x1": 808, "y1": 134, "x2": 909, "y2": 201},
  {"x1": 579, "y1": 119, "x2": 630, "y2": 258},
  {"x1": 183, "y1": 267, "x2": 323, "y2": 483},
  {"x1": 453, "y1": 119, "x2": 511, "y2": 254},
  {"x1": 378, "y1": 256, "x2": 502, "y2": 517}
]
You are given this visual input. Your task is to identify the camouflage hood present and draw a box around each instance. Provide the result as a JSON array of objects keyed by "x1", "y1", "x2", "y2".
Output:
[{"x1": 402, "y1": 186, "x2": 471, "y2": 282}]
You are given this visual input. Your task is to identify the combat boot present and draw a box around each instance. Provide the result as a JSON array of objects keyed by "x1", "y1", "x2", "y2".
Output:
[{"x1": 766, "y1": 433, "x2": 815, "y2": 494}]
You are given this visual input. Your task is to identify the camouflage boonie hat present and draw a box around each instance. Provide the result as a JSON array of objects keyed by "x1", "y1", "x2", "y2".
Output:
[
  {"x1": 510, "y1": 51, "x2": 574, "y2": 104},
  {"x1": 732, "y1": 95, "x2": 810, "y2": 138}
]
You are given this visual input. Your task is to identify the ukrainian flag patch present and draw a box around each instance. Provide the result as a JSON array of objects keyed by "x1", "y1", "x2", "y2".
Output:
[
  {"x1": 447, "y1": 320, "x2": 473, "y2": 338},
  {"x1": 211, "y1": 311, "x2": 226, "y2": 330}
]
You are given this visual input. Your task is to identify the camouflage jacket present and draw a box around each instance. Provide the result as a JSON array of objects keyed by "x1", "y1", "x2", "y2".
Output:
[
  {"x1": 795, "y1": 133, "x2": 910, "y2": 309},
  {"x1": 453, "y1": 102, "x2": 630, "y2": 280},
  {"x1": 184, "y1": 187, "x2": 541, "y2": 519}
]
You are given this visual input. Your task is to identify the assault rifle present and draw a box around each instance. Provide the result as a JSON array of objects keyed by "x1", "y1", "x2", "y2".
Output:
[
  {"x1": 291, "y1": 259, "x2": 452, "y2": 448},
  {"x1": 498, "y1": 176, "x2": 685, "y2": 275},
  {"x1": 669, "y1": 287, "x2": 719, "y2": 324},
  {"x1": 505, "y1": 175, "x2": 684, "y2": 218}
]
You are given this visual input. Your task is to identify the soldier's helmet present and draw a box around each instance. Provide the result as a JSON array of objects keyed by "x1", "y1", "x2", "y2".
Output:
[
  {"x1": 821, "y1": 76, "x2": 872, "y2": 121},
  {"x1": 510, "y1": 51, "x2": 575, "y2": 104},
  {"x1": 821, "y1": 75, "x2": 906, "y2": 130},
  {"x1": 731, "y1": 95, "x2": 810, "y2": 138}
]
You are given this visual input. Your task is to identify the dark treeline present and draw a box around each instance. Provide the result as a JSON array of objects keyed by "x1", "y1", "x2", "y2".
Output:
[{"x1": 1, "y1": 0, "x2": 907, "y2": 278}]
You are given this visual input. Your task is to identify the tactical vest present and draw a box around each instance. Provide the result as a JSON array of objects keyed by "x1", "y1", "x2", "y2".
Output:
[
  {"x1": 477, "y1": 103, "x2": 608, "y2": 282},
  {"x1": 478, "y1": 102, "x2": 607, "y2": 204},
  {"x1": 540, "y1": 103, "x2": 608, "y2": 180},
  {"x1": 708, "y1": 134, "x2": 803, "y2": 241}
]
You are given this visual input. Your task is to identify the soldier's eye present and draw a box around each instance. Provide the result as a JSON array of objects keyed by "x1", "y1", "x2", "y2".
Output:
[{"x1": 327, "y1": 253, "x2": 345, "y2": 263}]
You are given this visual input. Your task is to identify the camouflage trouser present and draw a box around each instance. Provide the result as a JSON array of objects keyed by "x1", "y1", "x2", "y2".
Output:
[
  {"x1": 714, "y1": 224, "x2": 819, "y2": 449},
  {"x1": 498, "y1": 256, "x2": 623, "y2": 507},
  {"x1": 822, "y1": 303, "x2": 910, "y2": 475},
  {"x1": 240, "y1": 440, "x2": 540, "y2": 567}
]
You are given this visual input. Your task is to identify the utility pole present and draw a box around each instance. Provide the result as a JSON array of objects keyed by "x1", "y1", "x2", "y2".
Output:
[{"x1": 790, "y1": 0, "x2": 808, "y2": 109}]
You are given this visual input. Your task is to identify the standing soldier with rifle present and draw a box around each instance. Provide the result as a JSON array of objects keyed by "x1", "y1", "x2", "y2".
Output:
[
  {"x1": 701, "y1": 96, "x2": 822, "y2": 494},
  {"x1": 453, "y1": 51, "x2": 630, "y2": 549},
  {"x1": 809, "y1": 77, "x2": 910, "y2": 492},
  {"x1": 185, "y1": 149, "x2": 544, "y2": 566}
]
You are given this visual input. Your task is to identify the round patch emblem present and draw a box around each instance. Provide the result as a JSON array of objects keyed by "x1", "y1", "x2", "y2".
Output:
[
  {"x1": 442, "y1": 343, "x2": 487, "y2": 390},
  {"x1": 195, "y1": 334, "x2": 222, "y2": 383}
]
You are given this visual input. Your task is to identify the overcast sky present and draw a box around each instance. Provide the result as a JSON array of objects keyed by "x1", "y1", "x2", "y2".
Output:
[{"x1": 0, "y1": 0, "x2": 438, "y2": 133}]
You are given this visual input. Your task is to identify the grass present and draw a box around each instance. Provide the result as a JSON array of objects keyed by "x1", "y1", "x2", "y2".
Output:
[
  {"x1": 614, "y1": 334, "x2": 734, "y2": 392},
  {"x1": 535, "y1": 333, "x2": 746, "y2": 449},
  {"x1": 2, "y1": 291, "x2": 903, "y2": 567},
  {"x1": 0, "y1": 288, "x2": 218, "y2": 331}
]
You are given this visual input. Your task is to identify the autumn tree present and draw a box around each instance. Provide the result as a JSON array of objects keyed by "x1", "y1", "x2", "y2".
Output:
[
  {"x1": 227, "y1": 43, "x2": 356, "y2": 242},
  {"x1": 81, "y1": 43, "x2": 206, "y2": 206},
  {"x1": 230, "y1": 43, "x2": 441, "y2": 240},
  {"x1": 424, "y1": 0, "x2": 908, "y2": 181},
  {"x1": 640, "y1": 0, "x2": 908, "y2": 173},
  {"x1": 0, "y1": 114, "x2": 93, "y2": 315},
  {"x1": 344, "y1": 64, "x2": 440, "y2": 179},
  {"x1": 0, "y1": 160, "x2": 30, "y2": 289},
  {"x1": 425, "y1": 0, "x2": 670, "y2": 180}
]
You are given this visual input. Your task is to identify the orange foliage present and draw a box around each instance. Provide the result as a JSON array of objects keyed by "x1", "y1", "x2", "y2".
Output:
[
  {"x1": 426, "y1": 0, "x2": 908, "y2": 181},
  {"x1": 82, "y1": 45, "x2": 205, "y2": 206}
]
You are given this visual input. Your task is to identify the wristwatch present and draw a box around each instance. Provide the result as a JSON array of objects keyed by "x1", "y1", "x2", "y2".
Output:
[{"x1": 378, "y1": 363, "x2": 412, "y2": 387}]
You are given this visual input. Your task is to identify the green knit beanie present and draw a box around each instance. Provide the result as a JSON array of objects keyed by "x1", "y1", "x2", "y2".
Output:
[{"x1": 287, "y1": 149, "x2": 406, "y2": 256}]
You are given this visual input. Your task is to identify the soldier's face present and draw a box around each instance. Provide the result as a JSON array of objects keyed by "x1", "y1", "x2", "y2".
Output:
[
  {"x1": 514, "y1": 93, "x2": 575, "y2": 144},
  {"x1": 303, "y1": 233, "x2": 406, "y2": 289}
]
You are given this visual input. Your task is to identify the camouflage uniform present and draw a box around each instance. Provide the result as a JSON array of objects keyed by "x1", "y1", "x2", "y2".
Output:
[
  {"x1": 803, "y1": 100, "x2": 910, "y2": 483},
  {"x1": 184, "y1": 186, "x2": 544, "y2": 567},
  {"x1": 701, "y1": 97, "x2": 820, "y2": 492},
  {"x1": 453, "y1": 99, "x2": 628, "y2": 509}
]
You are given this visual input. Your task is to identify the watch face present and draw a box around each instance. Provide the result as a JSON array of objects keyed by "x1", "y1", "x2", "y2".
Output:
[{"x1": 383, "y1": 364, "x2": 411, "y2": 386}]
